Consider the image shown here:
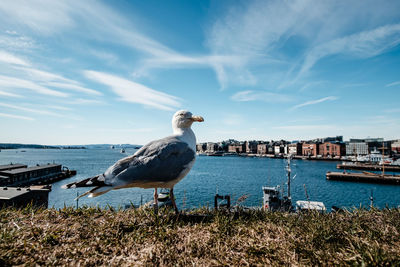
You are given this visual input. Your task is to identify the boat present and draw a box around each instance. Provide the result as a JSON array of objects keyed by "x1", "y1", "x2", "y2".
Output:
[
  {"x1": 262, "y1": 156, "x2": 293, "y2": 212},
  {"x1": 262, "y1": 155, "x2": 326, "y2": 212},
  {"x1": 262, "y1": 186, "x2": 292, "y2": 211},
  {"x1": 295, "y1": 201, "x2": 326, "y2": 212}
]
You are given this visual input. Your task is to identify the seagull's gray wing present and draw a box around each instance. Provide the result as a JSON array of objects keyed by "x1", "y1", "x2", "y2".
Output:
[{"x1": 103, "y1": 136, "x2": 195, "y2": 186}]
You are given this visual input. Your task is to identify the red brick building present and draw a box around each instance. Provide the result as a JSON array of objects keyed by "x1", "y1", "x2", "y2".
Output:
[
  {"x1": 318, "y1": 142, "x2": 346, "y2": 157},
  {"x1": 302, "y1": 143, "x2": 319, "y2": 157},
  {"x1": 228, "y1": 143, "x2": 246, "y2": 153}
]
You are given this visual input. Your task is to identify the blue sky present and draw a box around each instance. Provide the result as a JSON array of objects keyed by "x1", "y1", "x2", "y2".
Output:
[{"x1": 0, "y1": 0, "x2": 399, "y2": 145}]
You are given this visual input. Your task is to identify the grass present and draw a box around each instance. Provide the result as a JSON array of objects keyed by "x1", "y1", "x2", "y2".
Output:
[{"x1": 0, "y1": 206, "x2": 400, "y2": 266}]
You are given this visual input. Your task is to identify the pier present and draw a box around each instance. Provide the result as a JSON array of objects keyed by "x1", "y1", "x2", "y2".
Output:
[
  {"x1": 0, "y1": 163, "x2": 76, "y2": 187},
  {"x1": 326, "y1": 171, "x2": 400, "y2": 185},
  {"x1": 337, "y1": 163, "x2": 400, "y2": 172}
]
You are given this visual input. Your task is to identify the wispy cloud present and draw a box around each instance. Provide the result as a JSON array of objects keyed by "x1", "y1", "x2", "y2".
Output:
[
  {"x1": 84, "y1": 70, "x2": 181, "y2": 111},
  {"x1": 0, "y1": 102, "x2": 82, "y2": 120},
  {"x1": 0, "y1": 112, "x2": 34, "y2": 121},
  {"x1": 0, "y1": 90, "x2": 22, "y2": 98},
  {"x1": 67, "y1": 98, "x2": 105, "y2": 105},
  {"x1": 0, "y1": 50, "x2": 30, "y2": 66},
  {"x1": 18, "y1": 67, "x2": 78, "y2": 84},
  {"x1": 386, "y1": 81, "x2": 400, "y2": 87},
  {"x1": 0, "y1": 102, "x2": 60, "y2": 116},
  {"x1": 45, "y1": 82, "x2": 102, "y2": 96},
  {"x1": 297, "y1": 24, "x2": 400, "y2": 80},
  {"x1": 290, "y1": 96, "x2": 338, "y2": 110},
  {"x1": 231, "y1": 90, "x2": 293, "y2": 103},
  {"x1": 0, "y1": 75, "x2": 68, "y2": 97},
  {"x1": 0, "y1": 66, "x2": 101, "y2": 97}
]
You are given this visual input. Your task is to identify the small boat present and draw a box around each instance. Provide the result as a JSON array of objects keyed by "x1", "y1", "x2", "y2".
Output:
[{"x1": 295, "y1": 200, "x2": 326, "y2": 212}]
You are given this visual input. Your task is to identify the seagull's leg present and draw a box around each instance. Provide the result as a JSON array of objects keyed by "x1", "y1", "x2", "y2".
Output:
[
  {"x1": 169, "y1": 187, "x2": 179, "y2": 214},
  {"x1": 153, "y1": 188, "x2": 158, "y2": 213}
]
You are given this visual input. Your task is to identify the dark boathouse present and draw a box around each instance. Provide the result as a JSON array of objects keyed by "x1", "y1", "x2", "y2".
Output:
[
  {"x1": 0, "y1": 164, "x2": 62, "y2": 186},
  {"x1": 0, "y1": 185, "x2": 51, "y2": 208}
]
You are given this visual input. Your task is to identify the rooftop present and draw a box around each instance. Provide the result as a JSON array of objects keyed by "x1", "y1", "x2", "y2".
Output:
[
  {"x1": 0, "y1": 164, "x2": 28, "y2": 171},
  {"x1": 0, "y1": 187, "x2": 31, "y2": 200},
  {"x1": 0, "y1": 164, "x2": 61, "y2": 175}
]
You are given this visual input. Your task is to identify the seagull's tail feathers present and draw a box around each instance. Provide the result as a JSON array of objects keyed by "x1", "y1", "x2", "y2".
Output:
[
  {"x1": 61, "y1": 174, "x2": 106, "y2": 189},
  {"x1": 75, "y1": 185, "x2": 113, "y2": 200}
]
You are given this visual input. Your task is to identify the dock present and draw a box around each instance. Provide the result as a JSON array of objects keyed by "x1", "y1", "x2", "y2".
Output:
[
  {"x1": 337, "y1": 163, "x2": 400, "y2": 172},
  {"x1": 0, "y1": 163, "x2": 76, "y2": 187},
  {"x1": 326, "y1": 171, "x2": 400, "y2": 185}
]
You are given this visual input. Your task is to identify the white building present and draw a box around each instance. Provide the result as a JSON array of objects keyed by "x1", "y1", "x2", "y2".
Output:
[{"x1": 346, "y1": 142, "x2": 368, "y2": 156}]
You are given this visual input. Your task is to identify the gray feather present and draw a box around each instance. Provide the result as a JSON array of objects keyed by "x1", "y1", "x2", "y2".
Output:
[{"x1": 103, "y1": 136, "x2": 195, "y2": 185}]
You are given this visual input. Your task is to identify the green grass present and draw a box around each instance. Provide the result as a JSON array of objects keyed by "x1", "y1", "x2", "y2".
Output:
[{"x1": 0, "y1": 207, "x2": 400, "y2": 266}]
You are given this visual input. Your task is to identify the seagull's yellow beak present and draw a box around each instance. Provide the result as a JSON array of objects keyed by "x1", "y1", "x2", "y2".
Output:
[{"x1": 191, "y1": 115, "x2": 204, "y2": 122}]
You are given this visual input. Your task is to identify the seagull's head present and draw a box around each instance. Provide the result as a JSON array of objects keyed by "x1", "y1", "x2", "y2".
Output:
[{"x1": 172, "y1": 110, "x2": 204, "y2": 130}]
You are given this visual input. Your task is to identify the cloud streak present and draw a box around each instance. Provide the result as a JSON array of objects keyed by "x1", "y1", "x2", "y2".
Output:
[
  {"x1": 84, "y1": 70, "x2": 181, "y2": 111},
  {"x1": 290, "y1": 96, "x2": 338, "y2": 110},
  {"x1": 0, "y1": 75, "x2": 68, "y2": 97},
  {"x1": 0, "y1": 112, "x2": 34, "y2": 121},
  {"x1": 386, "y1": 81, "x2": 400, "y2": 87},
  {"x1": 0, "y1": 50, "x2": 30, "y2": 66},
  {"x1": 297, "y1": 23, "x2": 400, "y2": 79},
  {"x1": 231, "y1": 90, "x2": 293, "y2": 103}
]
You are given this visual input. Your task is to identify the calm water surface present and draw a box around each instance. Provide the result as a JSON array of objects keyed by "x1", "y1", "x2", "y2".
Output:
[{"x1": 1, "y1": 148, "x2": 400, "y2": 211}]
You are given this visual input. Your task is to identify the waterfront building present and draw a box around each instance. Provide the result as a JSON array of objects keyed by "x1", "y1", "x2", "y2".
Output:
[
  {"x1": 0, "y1": 164, "x2": 62, "y2": 186},
  {"x1": 349, "y1": 138, "x2": 390, "y2": 155},
  {"x1": 257, "y1": 143, "x2": 268, "y2": 155},
  {"x1": 206, "y1": 142, "x2": 218, "y2": 153},
  {"x1": 391, "y1": 140, "x2": 400, "y2": 154},
  {"x1": 302, "y1": 143, "x2": 319, "y2": 157},
  {"x1": 311, "y1": 136, "x2": 343, "y2": 143},
  {"x1": 196, "y1": 143, "x2": 207, "y2": 153},
  {"x1": 245, "y1": 141, "x2": 258, "y2": 154},
  {"x1": 228, "y1": 143, "x2": 246, "y2": 153},
  {"x1": 287, "y1": 143, "x2": 302, "y2": 156},
  {"x1": 0, "y1": 163, "x2": 28, "y2": 171},
  {"x1": 346, "y1": 142, "x2": 369, "y2": 156},
  {"x1": 318, "y1": 142, "x2": 346, "y2": 157}
]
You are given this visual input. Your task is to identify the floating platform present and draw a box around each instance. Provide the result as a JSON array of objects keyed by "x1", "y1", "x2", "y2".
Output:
[
  {"x1": 326, "y1": 171, "x2": 400, "y2": 185},
  {"x1": 337, "y1": 163, "x2": 400, "y2": 172}
]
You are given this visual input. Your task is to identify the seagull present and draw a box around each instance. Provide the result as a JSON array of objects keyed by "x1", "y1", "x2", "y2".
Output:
[{"x1": 62, "y1": 110, "x2": 204, "y2": 213}]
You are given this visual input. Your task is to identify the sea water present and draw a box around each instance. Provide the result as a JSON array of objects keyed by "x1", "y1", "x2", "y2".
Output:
[{"x1": 1, "y1": 148, "x2": 400, "y2": 211}]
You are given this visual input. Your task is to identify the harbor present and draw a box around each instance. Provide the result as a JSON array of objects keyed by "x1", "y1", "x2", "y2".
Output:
[{"x1": 0, "y1": 148, "x2": 399, "y2": 210}]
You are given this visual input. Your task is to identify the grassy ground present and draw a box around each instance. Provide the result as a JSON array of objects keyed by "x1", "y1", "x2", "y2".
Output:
[{"x1": 1, "y1": 207, "x2": 400, "y2": 266}]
